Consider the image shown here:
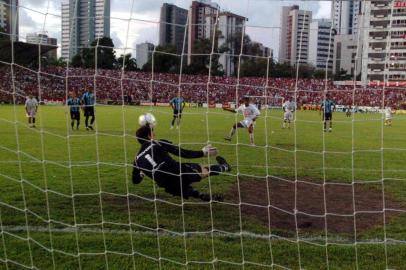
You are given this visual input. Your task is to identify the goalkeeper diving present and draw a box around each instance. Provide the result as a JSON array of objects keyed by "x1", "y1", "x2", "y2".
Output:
[{"x1": 132, "y1": 114, "x2": 231, "y2": 202}]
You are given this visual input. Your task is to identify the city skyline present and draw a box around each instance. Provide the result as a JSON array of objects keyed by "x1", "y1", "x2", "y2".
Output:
[{"x1": 15, "y1": 0, "x2": 331, "y2": 58}]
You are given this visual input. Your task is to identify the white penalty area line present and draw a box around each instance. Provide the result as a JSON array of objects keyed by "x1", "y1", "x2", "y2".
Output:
[{"x1": 1, "y1": 225, "x2": 403, "y2": 246}]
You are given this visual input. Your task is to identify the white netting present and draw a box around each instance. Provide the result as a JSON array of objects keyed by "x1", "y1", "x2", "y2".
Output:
[{"x1": 1, "y1": 0, "x2": 406, "y2": 269}]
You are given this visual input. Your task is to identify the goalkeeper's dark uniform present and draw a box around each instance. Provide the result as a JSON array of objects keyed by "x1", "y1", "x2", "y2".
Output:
[{"x1": 132, "y1": 139, "x2": 227, "y2": 200}]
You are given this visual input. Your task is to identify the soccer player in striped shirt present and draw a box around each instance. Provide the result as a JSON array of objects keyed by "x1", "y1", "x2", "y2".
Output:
[
  {"x1": 81, "y1": 89, "x2": 95, "y2": 130},
  {"x1": 169, "y1": 96, "x2": 185, "y2": 129},
  {"x1": 320, "y1": 93, "x2": 336, "y2": 132},
  {"x1": 67, "y1": 92, "x2": 81, "y2": 130}
]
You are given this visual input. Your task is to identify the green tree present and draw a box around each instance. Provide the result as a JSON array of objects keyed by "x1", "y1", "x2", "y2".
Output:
[
  {"x1": 184, "y1": 38, "x2": 223, "y2": 76},
  {"x1": 297, "y1": 64, "x2": 316, "y2": 79},
  {"x1": 117, "y1": 53, "x2": 138, "y2": 71},
  {"x1": 71, "y1": 54, "x2": 83, "y2": 68},
  {"x1": 49, "y1": 57, "x2": 67, "y2": 68},
  {"x1": 313, "y1": 69, "x2": 333, "y2": 79},
  {"x1": 269, "y1": 62, "x2": 295, "y2": 78},
  {"x1": 239, "y1": 58, "x2": 269, "y2": 77},
  {"x1": 223, "y1": 31, "x2": 275, "y2": 77},
  {"x1": 142, "y1": 44, "x2": 180, "y2": 73},
  {"x1": 334, "y1": 68, "x2": 352, "y2": 81},
  {"x1": 82, "y1": 37, "x2": 116, "y2": 69}
]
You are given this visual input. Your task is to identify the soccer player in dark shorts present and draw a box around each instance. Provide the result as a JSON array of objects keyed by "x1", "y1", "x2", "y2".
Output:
[
  {"x1": 81, "y1": 89, "x2": 95, "y2": 130},
  {"x1": 169, "y1": 96, "x2": 185, "y2": 129},
  {"x1": 132, "y1": 125, "x2": 231, "y2": 201},
  {"x1": 320, "y1": 93, "x2": 336, "y2": 132},
  {"x1": 67, "y1": 92, "x2": 81, "y2": 130},
  {"x1": 346, "y1": 105, "x2": 352, "y2": 117}
]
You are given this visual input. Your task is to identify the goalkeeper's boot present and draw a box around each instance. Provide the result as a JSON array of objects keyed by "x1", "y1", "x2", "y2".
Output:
[
  {"x1": 216, "y1": 156, "x2": 231, "y2": 172},
  {"x1": 224, "y1": 136, "x2": 231, "y2": 141},
  {"x1": 199, "y1": 193, "x2": 224, "y2": 202},
  {"x1": 199, "y1": 193, "x2": 211, "y2": 202},
  {"x1": 212, "y1": 193, "x2": 224, "y2": 202},
  {"x1": 89, "y1": 125, "x2": 94, "y2": 130}
]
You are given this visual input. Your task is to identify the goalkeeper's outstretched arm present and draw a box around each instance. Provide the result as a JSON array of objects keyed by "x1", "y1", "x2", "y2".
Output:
[{"x1": 159, "y1": 140, "x2": 217, "y2": 159}]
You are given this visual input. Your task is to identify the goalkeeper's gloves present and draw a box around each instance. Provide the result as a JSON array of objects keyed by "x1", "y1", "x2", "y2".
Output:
[{"x1": 202, "y1": 144, "x2": 218, "y2": 157}]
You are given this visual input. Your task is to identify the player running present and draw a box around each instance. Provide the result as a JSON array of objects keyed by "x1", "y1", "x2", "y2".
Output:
[
  {"x1": 223, "y1": 96, "x2": 260, "y2": 145},
  {"x1": 384, "y1": 106, "x2": 392, "y2": 126},
  {"x1": 169, "y1": 95, "x2": 185, "y2": 129},
  {"x1": 320, "y1": 93, "x2": 336, "y2": 132},
  {"x1": 81, "y1": 89, "x2": 95, "y2": 130},
  {"x1": 25, "y1": 94, "x2": 38, "y2": 128},
  {"x1": 67, "y1": 92, "x2": 81, "y2": 130},
  {"x1": 282, "y1": 97, "x2": 296, "y2": 129},
  {"x1": 132, "y1": 125, "x2": 231, "y2": 201}
]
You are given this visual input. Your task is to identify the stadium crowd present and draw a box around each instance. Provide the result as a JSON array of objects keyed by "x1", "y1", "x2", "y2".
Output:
[{"x1": 0, "y1": 66, "x2": 405, "y2": 108}]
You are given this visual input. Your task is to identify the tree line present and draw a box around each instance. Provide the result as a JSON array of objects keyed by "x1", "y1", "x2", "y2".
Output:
[{"x1": 1, "y1": 29, "x2": 354, "y2": 80}]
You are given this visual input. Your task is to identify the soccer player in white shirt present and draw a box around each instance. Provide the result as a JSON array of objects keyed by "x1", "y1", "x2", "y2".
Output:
[
  {"x1": 223, "y1": 96, "x2": 260, "y2": 145},
  {"x1": 282, "y1": 97, "x2": 296, "y2": 129},
  {"x1": 25, "y1": 95, "x2": 38, "y2": 128},
  {"x1": 384, "y1": 106, "x2": 392, "y2": 126}
]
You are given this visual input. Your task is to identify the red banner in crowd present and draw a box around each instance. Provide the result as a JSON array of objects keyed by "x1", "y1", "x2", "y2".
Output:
[
  {"x1": 395, "y1": 1, "x2": 406, "y2": 8},
  {"x1": 369, "y1": 81, "x2": 406, "y2": 87}
]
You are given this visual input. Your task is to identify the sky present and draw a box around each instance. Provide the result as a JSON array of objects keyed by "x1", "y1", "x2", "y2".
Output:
[{"x1": 18, "y1": 0, "x2": 332, "y2": 58}]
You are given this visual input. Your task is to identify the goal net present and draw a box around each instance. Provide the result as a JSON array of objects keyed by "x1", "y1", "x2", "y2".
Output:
[{"x1": 1, "y1": 0, "x2": 406, "y2": 269}]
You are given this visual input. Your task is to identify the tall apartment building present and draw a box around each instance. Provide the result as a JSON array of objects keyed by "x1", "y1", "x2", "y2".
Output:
[
  {"x1": 308, "y1": 19, "x2": 335, "y2": 71},
  {"x1": 47, "y1": 37, "x2": 58, "y2": 59},
  {"x1": 0, "y1": 0, "x2": 18, "y2": 41},
  {"x1": 187, "y1": 0, "x2": 219, "y2": 65},
  {"x1": 26, "y1": 33, "x2": 58, "y2": 59},
  {"x1": 26, "y1": 33, "x2": 49, "y2": 44},
  {"x1": 278, "y1": 5, "x2": 312, "y2": 66},
  {"x1": 61, "y1": 0, "x2": 110, "y2": 60},
  {"x1": 361, "y1": 1, "x2": 406, "y2": 83},
  {"x1": 333, "y1": 34, "x2": 362, "y2": 77},
  {"x1": 217, "y1": 12, "x2": 247, "y2": 76},
  {"x1": 331, "y1": 0, "x2": 362, "y2": 35},
  {"x1": 136, "y1": 42, "x2": 154, "y2": 69},
  {"x1": 159, "y1": 3, "x2": 188, "y2": 54}
]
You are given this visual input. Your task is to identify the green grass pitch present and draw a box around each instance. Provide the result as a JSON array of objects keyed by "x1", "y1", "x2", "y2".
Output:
[{"x1": 1, "y1": 105, "x2": 406, "y2": 269}]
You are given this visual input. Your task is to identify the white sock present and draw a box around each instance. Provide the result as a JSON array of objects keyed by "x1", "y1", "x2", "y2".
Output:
[
  {"x1": 229, "y1": 128, "x2": 236, "y2": 138},
  {"x1": 249, "y1": 133, "x2": 254, "y2": 144}
]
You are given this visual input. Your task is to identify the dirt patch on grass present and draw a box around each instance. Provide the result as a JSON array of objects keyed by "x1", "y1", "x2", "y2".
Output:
[{"x1": 229, "y1": 177, "x2": 404, "y2": 234}]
